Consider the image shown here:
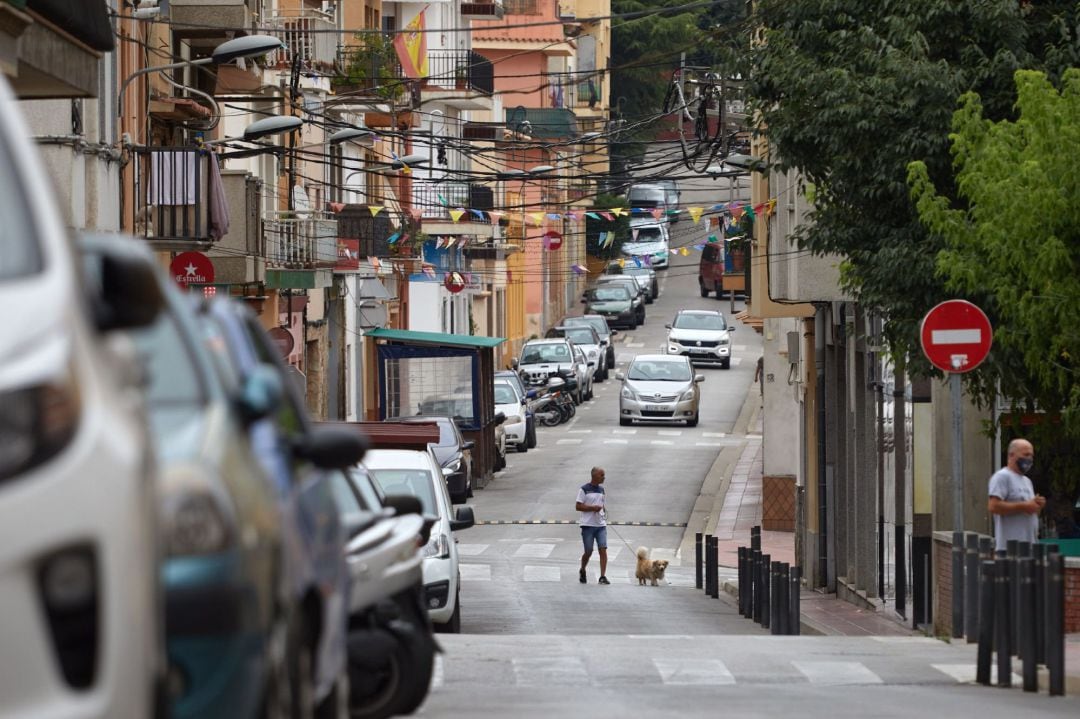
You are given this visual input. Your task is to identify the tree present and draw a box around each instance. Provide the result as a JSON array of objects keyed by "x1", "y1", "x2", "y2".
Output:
[
  {"x1": 747, "y1": 0, "x2": 1080, "y2": 364},
  {"x1": 909, "y1": 69, "x2": 1080, "y2": 452}
]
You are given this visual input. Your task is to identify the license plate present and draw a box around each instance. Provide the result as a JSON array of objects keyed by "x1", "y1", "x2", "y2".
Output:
[
  {"x1": 645, "y1": 404, "x2": 668, "y2": 412},
  {"x1": 689, "y1": 347, "x2": 711, "y2": 353}
]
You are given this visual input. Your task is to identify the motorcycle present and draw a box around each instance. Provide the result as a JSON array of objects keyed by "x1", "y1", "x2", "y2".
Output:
[{"x1": 531, "y1": 376, "x2": 568, "y2": 427}]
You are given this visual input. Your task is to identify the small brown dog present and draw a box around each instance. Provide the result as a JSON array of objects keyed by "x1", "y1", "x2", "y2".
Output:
[{"x1": 635, "y1": 547, "x2": 669, "y2": 586}]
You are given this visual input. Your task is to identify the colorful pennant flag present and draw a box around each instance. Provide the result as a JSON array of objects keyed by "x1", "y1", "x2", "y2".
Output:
[
  {"x1": 470, "y1": 208, "x2": 486, "y2": 220},
  {"x1": 547, "y1": 213, "x2": 562, "y2": 221},
  {"x1": 368, "y1": 256, "x2": 381, "y2": 271},
  {"x1": 488, "y1": 211, "x2": 504, "y2": 225},
  {"x1": 445, "y1": 236, "x2": 457, "y2": 248},
  {"x1": 449, "y1": 209, "x2": 465, "y2": 223},
  {"x1": 650, "y1": 208, "x2": 664, "y2": 220},
  {"x1": 369, "y1": 205, "x2": 384, "y2": 217},
  {"x1": 571, "y1": 264, "x2": 587, "y2": 275},
  {"x1": 633, "y1": 256, "x2": 642, "y2": 267},
  {"x1": 617, "y1": 258, "x2": 626, "y2": 268},
  {"x1": 586, "y1": 212, "x2": 601, "y2": 220},
  {"x1": 680, "y1": 247, "x2": 690, "y2": 256},
  {"x1": 689, "y1": 207, "x2": 704, "y2": 224},
  {"x1": 422, "y1": 264, "x2": 437, "y2": 279},
  {"x1": 610, "y1": 207, "x2": 625, "y2": 217},
  {"x1": 393, "y1": 9, "x2": 428, "y2": 79},
  {"x1": 437, "y1": 193, "x2": 448, "y2": 207},
  {"x1": 707, "y1": 234, "x2": 718, "y2": 243},
  {"x1": 632, "y1": 228, "x2": 639, "y2": 242},
  {"x1": 566, "y1": 211, "x2": 579, "y2": 221},
  {"x1": 387, "y1": 232, "x2": 401, "y2": 244},
  {"x1": 600, "y1": 212, "x2": 615, "y2": 222},
  {"x1": 529, "y1": 212, "x2": 545, "y2": 226}
]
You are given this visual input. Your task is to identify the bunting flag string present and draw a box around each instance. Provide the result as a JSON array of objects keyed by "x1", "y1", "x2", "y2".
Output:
[
  {"x1": 529, "y1": 212, "x2": 545, "y2": 226},
  {"x1": 488, "y1": 211, "x2": 503, "y2": 225},
  {"x1": 437, "y1": 193, "x2": 448, "y2": 207},
  {"x1": 470, "y1": 208, "x2": 486, "y2": 220},
  {"x1": 586, "y1": 212, "x2": 601, "y2": 220},
  {"x1": 600, "y1": 211, "x2": 615, "y2": 222},
  {"x1": 387, "y1": 231, "x2": 401, "y2": 244},
  {"x1": 571, "y1": 264, "x2": 587, "y2": 275},
  {"x1": 689, "y1": 207, "x2": 704, "y2": 224},
  {"x1": 449, "y1": 208, "x2": 466, "y2": 223},
  {"x1": 368, "y1": 256, "x2": 381, "y2": 271},
  {"x1": 369, "y1": 205, "x2": 384, "y2": 217}
]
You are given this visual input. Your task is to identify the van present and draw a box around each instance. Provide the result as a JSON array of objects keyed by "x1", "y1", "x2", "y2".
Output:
[
  {"x1": 699, "y1": 241, "x2": 747, "y2": 298},
  {"x1": 622, "y1": 218, "x2": 671, "y2": 269},
  {"x1": 626, "y1": 183, "x2": 669, "y2": 214}
]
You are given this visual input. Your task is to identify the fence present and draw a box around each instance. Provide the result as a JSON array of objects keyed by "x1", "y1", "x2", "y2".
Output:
[
  {"x1": 128, "y1": 147, "x2": 214, "y2": 247},
  {"x1": 425, "y1": 50, "x2": 494, "y2": 95},
  {"x1": 695, "y1": 525, "x2": 802, "y2": 635},
  {"x1": 264, "y1": 13, "x2": 339, "y2": 70},
  {"x1": 947, "y1": 532, "x2": 1068, "y2": 695},
  {"x1": 263, "y1": 212, "x2": 338, "y2": 269}
]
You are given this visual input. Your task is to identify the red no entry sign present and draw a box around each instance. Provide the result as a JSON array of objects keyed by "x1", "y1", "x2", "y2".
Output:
[{"x1": 920, "y1": 299, "x2": 992, "y2": 373}]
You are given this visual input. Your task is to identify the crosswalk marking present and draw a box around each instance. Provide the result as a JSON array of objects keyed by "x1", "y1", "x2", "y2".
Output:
[
  {"x1": 523, "y1": 565, "x2": 562, "y2": 582},
  {"x1": 430, "y1": 655, "x2": 444, "y2": 689},
  {"x1": 514, "y1": 543, "x2": 555, "y2": 559},
  {"x1": 457, "y1": 544, "x2": 489, "y2": 556},
  {"x1": 556, "y1": 438, "x2": 583, "y2": 445},
  {"x1": 512, "y1": 657, "x2": 586, "y2": 687},
  {"x1": 654, "y1": 658, "x2": 735, "y2": 686},
  {"x1": 612, "y1": 428, "x2": 637, "y2": 434},
  {"x1": 702, "y1": 431, "x2": 726, "y2": 438},
  {"x1": 657, "y1": 429, "x2": 683, "y2": 436},
  {"x1": 459, "y1": 564, "x2": 491, "y2": 581},
  {"x1": 792, "y1": 661, "x2": 882, "y2": 685},
  {"x1": 568, "y1": 429, "x2": 592, "y2": 433},
  {"x1": 650, "y1": 440, "x2": 674, "y2": 446},
  {"x1": 696, "y1": 441, "x2": 725, "y2": 447},
  {"x1": 604, "y1": 439, "x2": 629, "y2": 445}
]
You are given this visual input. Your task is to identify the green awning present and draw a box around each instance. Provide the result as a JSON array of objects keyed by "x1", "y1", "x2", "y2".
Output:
[
  {"x1": 365, "y1": 328, "x2": 505, "y2": 349},
  {"x1": 505, "y1": 108, "x2": 578, "y2": 140}
]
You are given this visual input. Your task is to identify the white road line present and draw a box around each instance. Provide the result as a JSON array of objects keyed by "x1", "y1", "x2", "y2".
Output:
[
  {"x1": 456, "y1": 544, "x2": 489, "y2": 557},
  {"x1": 604, "y1": 439, "x2": 629, "y2": 445},
  {"x1": 459, "y1": 564, "x2": 491, "y2": 581},
  {"x1": 695, "y1": 441, "x2": 726, "y2": 447},
  {"x1": 869, "y1": 637, "x2": 940, "y2": 644},
  {"x1": 702, "y1": 431, "x2": 726, "y2": 438},
  {"x1": 523, "y1": 566, "x2": 562, "y2": 582},
  {"x1": 650, "y1": 440, "x2": 674, "y2": 446},
  {"x1": 430, "y1": 655, "x2": 445, "y2": 689},
  {"x1": 657, "y1": 429, "x2": 683, "y2": 436},
  {"x1": 568, "y1": 429, "x2": 592, "y2": 433},
  {"x1": 514, "y1": 543, "x2": 556, "y2": 559},
  {"x1": 612, "y1": 429, "x2": 638, "y2": 435},
  {"x1": 653, "y1": 658, "x2": 735, "y2": 686},
  {"x1": 792, "y1": 661, "x2": 882, "y2": 686},
  {"x1": 513, "y1": 657, "x2": 586, "y2": 687},
  {"x1": 556, "y1": 438, "x2": 583, "y2": 445},
  {"x1": 625, "y1": 342, "x2": 645, "y2": 348}
]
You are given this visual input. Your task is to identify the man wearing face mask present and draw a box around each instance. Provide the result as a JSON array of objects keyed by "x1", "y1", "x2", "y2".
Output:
[{"x1": 987, "y1": 438, "x2": 1045, "y2": 554}]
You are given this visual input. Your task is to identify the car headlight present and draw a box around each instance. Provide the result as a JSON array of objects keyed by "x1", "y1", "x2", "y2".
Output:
[
  {"x1": 443, "y1": 457, "x2": 462, "y2": 473},
  {"x1": 621, "y1": 386, "x2": 636, "y2": 401},
  {"x1": 719, "y1": 337, "x2": 730, "y2": 346},
  {"x1": 161, "y1": 467, "x2": 234, "y2": 557},
  {"x1": 588, "y1": 350, "x2": 598, "y2": 360},
  {"x1": 681, "y1": 388, "x2": 697, "y2": 401},
  {"x1": 0, "y1": 361, "x2": 81, "y2": 483},
  {"x1": 423, "y1": 532, "x2": 451, "y2": 559}
]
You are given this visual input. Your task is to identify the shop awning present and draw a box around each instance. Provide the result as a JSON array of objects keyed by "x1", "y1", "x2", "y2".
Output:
[{"x1": 365, "y1": 328, "x2": 505, "y2": 349}]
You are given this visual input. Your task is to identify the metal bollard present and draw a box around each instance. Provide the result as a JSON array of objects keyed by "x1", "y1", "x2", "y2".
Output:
[
  {"x1": 760, "y1": 553, "x2": 771, "y2": 629},
  {"x1": 695, "y1": 533, "x2": 703, "y2": 590},
  {"x1": 1019, "y1": 557, "x2": 1037, "y2": 692},
  {"x1": 705, "y1": 536, "x2": 716, "y2": 598},
  {"x1": 770, "y1": 562, "x2": 782, "y2": 635},
  {"x1": 778, "y1": 563, "x2": 791, "y2": 635},
  {"x1": 737, "y1": 547, "x2": 747, "y2": 615},
  {"x1": 1006, "y1": 539, "x2": 1019, "y2": 655},
  {"x1": 1016, "y1": 542, "x2": 1032, "y2": 660},
  {"x1": 752, "y1": 550, "x2": 762, "y2": 623},
  {"x1": 952, "y1": 531, "x2": 964, "y2": 639},
  {"x1": 1046, "y1": 552, "x2": 1065, "y2": 697},
  {"x1": 751, "y1": 525, "x2": 761, "y2": 552},
  {"x1": 976, "y1": 560, "x2": 995, "y2": 685},
  {"x1": 1033, "y1": 543, "x2": 1046, "y2": 664},
  {"x1": 965, "y1": 533, "x2": 979, "y2": 642},
  {"x1": 978, "y1": 535, "x2": 993, "y2": 561},
  {"x1": 994, "y1": 558, "x2": 1011, "y2": 687},
  {"x1": 789, "y1": 565, "x2": 801, "y2": 636},
  {"x1": 709, "y1": 537, "x2": 720, "y2": 599}
]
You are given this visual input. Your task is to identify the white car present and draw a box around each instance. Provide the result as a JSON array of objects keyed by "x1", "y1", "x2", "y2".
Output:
[
  {"x1": 665, "y1": 309, "x2": 736, "y2": 369},
  {"x1": 494, "y1": 380, "x2": 528, "y2": 452},
  {"x1": 514, "y1": 338, "x2": 590, "y2": 404},
  {"x1": 621, "y1": 218, "x2": 671, "y2": 269},
  {"x1": 0, "y1": 76, "x2": 164, "y2": 717},
  {"x1": 362, "y1": 448, "x2": 476, "y2": 632}
]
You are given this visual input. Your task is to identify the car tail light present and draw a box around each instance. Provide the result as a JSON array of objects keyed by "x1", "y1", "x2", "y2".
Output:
[{"x1": 38, "y1": 546, "x2": 99, "y2": 690}]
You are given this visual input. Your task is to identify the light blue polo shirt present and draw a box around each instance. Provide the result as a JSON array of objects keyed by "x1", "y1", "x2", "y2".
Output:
[{"x1": 988, "y1": 467, "x2": 1037, "y2": 552}]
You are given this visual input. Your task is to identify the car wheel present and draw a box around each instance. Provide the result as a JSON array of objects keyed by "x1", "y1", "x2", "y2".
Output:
[
  {"x1": 388, "y1": 593, "x2": 436, "y2": 716},
  {"x1": 687, "y1": 414, "x2": 699, "y2": 428},
  {"x1": 607, "y1": 352, "x2": 615, "y2": 370},
  {"x1": 527, "y1": 421, "x2": 537, "y2": 448},
  {"x1": 436, "y1": 591, "x2": 461, "y2": 634},
  {"x1": 619, "y1": 417, "x2": 631, "y2": 426},
  {"x1": 517, "y1": 441, "x2": 528, "y2": 453},
  {"x1": 722, "y1": 359, "x2": 731, "y2": 370},
  {"x1": 287, "y1": 615, "x2": 317, "y2": 719}
]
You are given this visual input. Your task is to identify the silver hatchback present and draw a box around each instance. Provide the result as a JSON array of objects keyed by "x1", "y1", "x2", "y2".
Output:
[{"x1": 616, "y1": 354, "x2": 704, "y2": 427}]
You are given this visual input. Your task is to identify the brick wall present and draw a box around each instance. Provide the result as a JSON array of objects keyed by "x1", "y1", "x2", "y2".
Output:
[
  {"x1": 933, "y1": 534, "x2": 952, "y2": 637},
  {"x1": 1067, "y1": 563, "x2": 1080, "y2": 633},
  {"x1": 762, "y1": 475, "x2": 795, "y2": 532}
]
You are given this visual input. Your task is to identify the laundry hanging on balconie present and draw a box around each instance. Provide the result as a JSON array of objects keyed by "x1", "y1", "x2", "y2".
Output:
[{"x1": 148, "y1": 150, "x2": 197, "y2": 206}]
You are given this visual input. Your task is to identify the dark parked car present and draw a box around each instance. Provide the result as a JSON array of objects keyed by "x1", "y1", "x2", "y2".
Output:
[
  {"x1": 385, "y1": 415, "x2": 474, "y2": 504},
  {"x1": 581, "y1": 285, "x2": 637, "y2": 330},
  {"x1": 560, "y1": 314, "x2": 617, "y2": 370}
]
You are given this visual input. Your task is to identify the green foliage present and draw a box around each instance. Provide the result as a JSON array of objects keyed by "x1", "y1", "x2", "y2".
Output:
[
  {"x1": 585, "y1": 193, "x2": 630, "y2": 259},
  {"x1": 335, "y1": 34, "x2": 404, "y2": 101},
  {"x1": 909, "y1": 70, "x2": 1080, "y2": 444}
]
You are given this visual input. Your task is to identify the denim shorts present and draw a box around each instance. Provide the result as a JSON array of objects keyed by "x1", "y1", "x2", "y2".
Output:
[{"x1": 581, "y1": 525, "x2": 607, "y2": 552}]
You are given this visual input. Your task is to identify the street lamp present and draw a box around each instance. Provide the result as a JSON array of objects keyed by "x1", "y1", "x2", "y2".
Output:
[{"x1": 391, "y1": 154, "x2": 429, "y2": 170}]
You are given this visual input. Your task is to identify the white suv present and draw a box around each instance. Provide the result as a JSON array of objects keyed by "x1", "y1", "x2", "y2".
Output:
[{"x1": 0, "y1": 77, "x2": 164, "y2": 717}]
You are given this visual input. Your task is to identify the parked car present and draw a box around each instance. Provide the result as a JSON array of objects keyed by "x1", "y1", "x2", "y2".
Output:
[
  {"x1": 560, "y1": 314, "x2": 617, "y2": 370},
  {"x1": 665, "y1": 308, "x2": 736, "y2": 368},
  {"x1": 196, "y1": 297, "x2": 370, "y2": 716},
  {"x1": 495, "y1": 369, "x2": 538, "y2": 448},
  {"x1": 494, "y1": 381, "x2": 529, "y2": 452},
  {"x1": 616, "y1": 354, "x2": 704, "y2": 427},
  {"x1": 605, "y1": 261, "x2": 659, "y2": 302},
  {"x1": 653, "y1": 178, "x2": 681, "y2": 220},
  {"x1": 581, "y1": 285, "x2": 637, "y2": 330},
  {"x1": 621, "y1": 218, "x2": 671, "y2": 269},
  {"x1": 329, "y1": 465, "x2": 436, "y2": 719},
  {"x1": 362, "y1": 449, "x2": 476, "y2": 632},
  {"x1": 385, "y1": 416, "x2": 474, "y2": 504},
  {"x1": 546, "y1": 324, "x2": 607, "y2": 381},
  {"x1": 513, "y1": 338, "x2": 588, "y2": 404},
  {"x1": 571, "y1": 343, "x2": 595, "y2": 401},
  {"x1": 626, "y1": 183, "x2": 670, "y2": 214},
  {"x1": 7, "y1": 229, "x2": 165, "y2": 715},
  {"x1": 595, "y1": 275, "x2": 647, "y2": 325}
]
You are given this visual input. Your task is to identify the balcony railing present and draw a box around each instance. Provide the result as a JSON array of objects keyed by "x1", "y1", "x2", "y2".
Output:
[
  {"x1": 542, "y1": 73, "x2": 602, "y2": 109},
  {"x1": 128, "y1": 146, "x2": 216, "y2": 249},
  {"x1": 334, "y1": 36, "x2": 406, "y2": 101},
  {"x1": 413, "y1": 181, "x2": 495, "y2": 219},
  {"x1": 424, "y1": 50, "x2": 494, "y2": 95},
  {"x1": 338, "y1": 206, "x2": 393, "y2": 258},
  {"x1": 264, "y1": 12, "x2": 339, "y2": 71},
  {"x1": 263, "y1": 212, "x2": 339, "y2": 269}
]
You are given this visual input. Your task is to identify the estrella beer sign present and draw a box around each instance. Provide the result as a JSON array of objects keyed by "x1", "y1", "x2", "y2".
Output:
[{"x1": 170, "y1": 251, "x2": 215, "y2": 287}]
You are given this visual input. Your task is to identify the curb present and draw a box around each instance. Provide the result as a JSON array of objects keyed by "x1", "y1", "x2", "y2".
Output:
[{"x1": 720, "y1": 579, "x2": 825, "y2": 636}]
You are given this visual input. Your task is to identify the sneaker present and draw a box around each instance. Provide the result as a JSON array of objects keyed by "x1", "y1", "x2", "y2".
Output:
[
  {"x1": 598, "y1": 576, "x2": 610, "y2": 585},
  {"x1": 579, "y1": 569, "x2": 587, "y2": 584}
]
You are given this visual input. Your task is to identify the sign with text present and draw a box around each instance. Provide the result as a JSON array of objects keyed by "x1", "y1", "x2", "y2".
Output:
[{"x1": 170, "y1": 251, "x2": 214, "y2": 287}]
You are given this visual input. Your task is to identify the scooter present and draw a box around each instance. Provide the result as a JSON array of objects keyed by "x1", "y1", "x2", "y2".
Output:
[{"x1": 531, "y1": 376, "x2": 568, "y2": 427}]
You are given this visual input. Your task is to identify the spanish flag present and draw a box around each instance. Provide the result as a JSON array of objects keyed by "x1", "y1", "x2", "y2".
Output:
[{"x1": 394, "y1": 9, "x2": 428, "y2": 80}]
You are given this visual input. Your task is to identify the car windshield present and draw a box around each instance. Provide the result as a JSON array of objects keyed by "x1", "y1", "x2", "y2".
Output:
[
  {"x1": 620, "y1": 267, "x2": 651, "y2": 277},
  {"x1": 589, "y1": 287, "x2": 630, "y2": 302},
  {"x1": 628, "y1": 188, "x2": 664, "y2": 206},
  {"x1": 494, "y1": 383, "x2": 518, "y2": 404},
  {"x1": 674, "y1": 313, "x2": 727, "y2": 330},
  {"x1": 562, "y1": 328, "x2": 596, "y2": 345},
  {"x1": 368, "y1": 469, "x2": 438, "y2": 515},
  {"x1": 628, "y1": 227, "x2": 663, "y2": 243},
  {"x1": 0, "y1": 135, "x2": 40, "y2": 281},
  {"x1": 520, "y1": 343, "x2": 571, "y2": 364},
  {"x1": 578, "y1": 317, "x2": 610, "y2": 337},
  {"x1": 628, "y1": 360, "x2": 693, "y2": 382}
]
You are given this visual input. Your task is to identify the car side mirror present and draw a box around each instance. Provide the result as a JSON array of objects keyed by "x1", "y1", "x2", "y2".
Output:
[
  {"x1": 450, "y1": 505, "x2": 475, "y2": 532},
  {"x1": 236, "y1": 363, "x2": 284, "y2": 424},
  {"x1": 580, "y1": 298, "x2": 587, "y2": 304},
  {"x1": 442, "y1": 467, "x2": 454, "y2": 478},
  {"x1": 462, "y1": 440, "x2": 475, "y2": 451},
  {"x1": 526, "y1": 389, "x2": 538, "y2": 400},
  {"x1": 728, "y1": 326, "x2": 735, "y2": 332},
  {"x1": 695, "y1": 374, "x2": 705, "y2": 383},
  {"x1": 610, "y1": 329, "x2": 619, "y2": 335},
  {"x1": 615, "y1": 370, "x2": 625, "y2": 380},
  {"x1": 78, "y1": 232, "x2": 165, "y2": 332},
  {"x1": 664, "y1": 323, "x2": 672, "y2": 329},
  {"x1": 510, "y1": 357, "x2": 519, "y2": 370},
  {"x1": 295, "y1": 424, "x2": 368, "y2": 469}
]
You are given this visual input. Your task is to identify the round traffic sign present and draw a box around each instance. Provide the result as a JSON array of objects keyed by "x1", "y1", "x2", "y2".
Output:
[
  {"x1": 170, "y1": 251, "x2": 215, "y2": 287},
  {"x1": 920, "y1": 299, "x2": 992, "y2": 373},
  {"x1": 542, "y1": 229, "x2": 563, "y2": 251}
]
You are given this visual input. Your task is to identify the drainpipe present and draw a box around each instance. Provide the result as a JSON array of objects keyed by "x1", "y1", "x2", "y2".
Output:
[
  {"x1": 815, "y1": 303, "x2": 828, "y2": 588},
  {"x1": 894, "y1": 360, "x2": 908, "y2": 618}
]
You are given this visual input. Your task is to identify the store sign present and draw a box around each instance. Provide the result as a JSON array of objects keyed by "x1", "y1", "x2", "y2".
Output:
[
  {"x1": 170, "y1": 251, "x2": 215, "y2": 287},
  {"x1": 335, "y1": 238, "x2": 360, "y2": 272}
]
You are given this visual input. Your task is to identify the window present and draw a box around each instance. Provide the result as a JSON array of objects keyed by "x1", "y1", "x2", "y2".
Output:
[
  {"x1": 504, "y1": 0, "x2": 540, "y2": 15},
  {"x1": 131, "y1": 307, "x2": 206, "y2": 407},
  {"x1": 368, "y1": 469, "x2": 438, "y2": 515},
  {"x1": 674, "y1": 313, "x2": 726, "y2": 330},
  {"x1": 0, "y1": 131, "x2": 39, "y2": 280}
]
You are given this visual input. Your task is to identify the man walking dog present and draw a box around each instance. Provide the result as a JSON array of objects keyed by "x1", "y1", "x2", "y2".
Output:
[{"x1": 576, "y1": 467, "x2": 609, "y2": 584}]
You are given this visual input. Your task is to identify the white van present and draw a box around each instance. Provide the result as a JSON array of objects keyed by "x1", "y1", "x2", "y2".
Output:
[
  {"x1": 621, "y1": 218, "x2": 671, "y2": 269},
  {"x1": 0, "y1": 76, "x2": 164, "y2": 717}
]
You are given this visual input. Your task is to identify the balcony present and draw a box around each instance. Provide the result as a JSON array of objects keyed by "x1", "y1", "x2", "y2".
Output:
[
  {"x1": 413, "y1": 181, "x2": 497, "y2": 238},
  {"x1": 333, "y1": 36, "x2": 407, "y2": 104},
  {"x1": 127, "y1": 147, "x2": 218, "y2": 251},
  {"x1": 170, "y1": 0, "x2": 256, "y2": 41},
  {"x1": 263, "y1": 11, "x2": 339, "y2": 73},
  {"x1": 542, "y1": 73, "x2": 602, "y2": 110},
  {"x1": 337, "y1": 205, "x2": 394, "y2": 259},
  {"x1": 421, "y1": 50, "x2": 494, "y2": 110},
  {"x1": 461, "y1": 1, "x2": 505, "y2": 20}
]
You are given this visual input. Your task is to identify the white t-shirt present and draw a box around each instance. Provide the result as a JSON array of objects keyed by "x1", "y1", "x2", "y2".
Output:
[
  {"x1": 988, "y1": 466, "x2": 1037, "y2": 552},
  {"x1": 576, "y1": 483, "x2": 606, "y2": 527}
]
